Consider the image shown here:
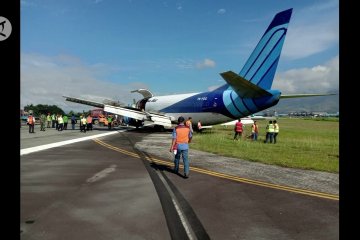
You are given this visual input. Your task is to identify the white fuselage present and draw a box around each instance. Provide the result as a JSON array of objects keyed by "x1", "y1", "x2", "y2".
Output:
[{"x1": 145, "y1": 93, "x2": 233, "y2": 126}]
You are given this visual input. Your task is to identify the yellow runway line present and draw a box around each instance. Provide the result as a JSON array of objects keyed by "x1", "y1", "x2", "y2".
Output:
[{"x1": 94, "y1": 139, "x2": 339, "y2": 201}]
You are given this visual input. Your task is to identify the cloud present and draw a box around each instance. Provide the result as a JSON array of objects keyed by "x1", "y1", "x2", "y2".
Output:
[
  {"x1": 283, "y1": 21, "x2": 338, "y2": 59},
  {"x1": 176, "y1": 3, "x2": 182, "y2": 11},
  {"x1": 196, "y1": 58, "x2": 216, "y2": 69},
  {"x1": 282, "y1": 2, "x2": 338, "y2": 59},
  {"x1": 217, "y1": 9, "x2": 226, "y2": 15},
  {"x1": 273, "y1": 55, "x2": 339, "y2": 94},
  {"x1": 21, "y1": 53, "x2": 142, "y2": 112}
]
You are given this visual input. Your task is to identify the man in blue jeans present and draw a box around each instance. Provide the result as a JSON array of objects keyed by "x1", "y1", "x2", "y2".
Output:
[{"x1": 170, "y1": 116, "x2": 192, "y2": 178}]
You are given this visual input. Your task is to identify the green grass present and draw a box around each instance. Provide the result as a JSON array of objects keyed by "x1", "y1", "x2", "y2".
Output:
[{"x1": 190, "y1": 118, "x2": 339, "y2": 173}]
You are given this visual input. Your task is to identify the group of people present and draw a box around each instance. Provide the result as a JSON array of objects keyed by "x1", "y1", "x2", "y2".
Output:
[
  {"x1": 233, "y1": 119, "x2": 279, "y2": 143},
  {"x1": 26, "y1": 112, "x2": 119, "y2": 134},
  {"x1": 26, "y1": 112, "x2": 68, "y2": 133},
  {"x1": 264, "y1": 120, "x2": 279, "y2": 144},
  {"x1": 26, "y1": 113, "x2": 100, "y2": 133}
]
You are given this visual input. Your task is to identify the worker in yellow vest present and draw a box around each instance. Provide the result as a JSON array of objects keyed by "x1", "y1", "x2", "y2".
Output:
[
  {"x1": 273, "y1": 120, "x2": 279, "y2": 144},
  {"x1": 57, "y1": 115, "x2": 64, "y2": 131},
  {"x1": 107, "y1": 115, "x2": 113, "y2": 130},
  {"x1": 264, "y1": 120, "x2": 274, "y2": 143},
  {"x1": 51, "y1": 113, "x2": 56, "y2": 128},
  {"x1": 80, "y1": 115, "x2": 87, "y2": 133},
  {"x1": 46, "y1": 113, "x2": 52, "y2": 128}
]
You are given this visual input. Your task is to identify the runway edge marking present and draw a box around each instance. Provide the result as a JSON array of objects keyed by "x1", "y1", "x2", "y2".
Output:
[{"x1": 20, "y1": 131, "x2": 123, "y2": 156}]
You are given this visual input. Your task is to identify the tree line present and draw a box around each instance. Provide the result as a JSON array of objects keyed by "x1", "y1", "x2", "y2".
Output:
[{"x1": 23, "y1": 104, "x2": 91, "y2": 117}]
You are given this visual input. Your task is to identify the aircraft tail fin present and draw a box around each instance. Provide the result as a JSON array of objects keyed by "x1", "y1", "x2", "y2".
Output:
[{"x1": 239, "y1": 8, "x2": 292, "y2": 90}]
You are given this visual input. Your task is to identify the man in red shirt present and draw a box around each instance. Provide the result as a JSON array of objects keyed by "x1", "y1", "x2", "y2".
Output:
[{"x1": 233, "y1": 119, "x2": 243, "y2": 140}]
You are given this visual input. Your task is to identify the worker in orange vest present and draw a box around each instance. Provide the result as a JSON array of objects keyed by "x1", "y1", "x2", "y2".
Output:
[
  {"x1": 27, "y1": 113, "x2": 35, "y2": 133},
  {"x1": 86, "y1": 115, "x2": 93, "y2": 131},
  {"x1": 170, "y1": 116, "x2": 193, "y2": 178}
]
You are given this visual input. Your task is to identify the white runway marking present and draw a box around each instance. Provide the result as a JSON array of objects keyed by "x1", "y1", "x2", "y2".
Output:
[
  {"x1": 86, "y1": 164, "x2": 117, "y2": 183},
  {"x1": 20, "y1": 131, "x2": 123, "y2": 156}
]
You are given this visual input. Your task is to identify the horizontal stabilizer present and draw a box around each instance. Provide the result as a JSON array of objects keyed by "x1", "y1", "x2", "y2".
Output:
[
  {"x1": 280, "y1": 93, "x2": 337, "y2": 98},
  {"x1": 220, "y1": 71, "x2": 272, "y2": 98}
]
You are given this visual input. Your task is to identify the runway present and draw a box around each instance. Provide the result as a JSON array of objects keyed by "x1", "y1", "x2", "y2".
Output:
[{"x1": 20, "y1": 125, "x2": 339, "y2": 239}]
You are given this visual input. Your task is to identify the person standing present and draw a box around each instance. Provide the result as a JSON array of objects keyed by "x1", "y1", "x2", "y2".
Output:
[
  {"x1": 51, "y1": 113, "x2": 56, "y2": 128},
  {"x1": 251, "y1": 121, "x2": 259, "y2": 141},
  {"x1": 233, "y1": 119, "x2": 243, "y2": 140},
  {"x1": 170, "y1": 116, "x2": 192, "y2": 178},
  {"x1": 86, "y1": 115, "x2": 93, "y2": 131},
  {"x1": 27, "y1": 113, "x2": 35, "y2": 133},
  {"x1": 197, "y1": 120, "x2": 202, "y2": 133},
  {"x1": 264, "y1": 120, "x2": 274, "y2": 143},
  {"x1": 46, "y1": 113, "x2": 51, "y2": 128},
  {"x1": 63, "y1": 115, "x2": 68, "y2": 130},
  {"x1": 40, "y1": 113, "x2": 46, "y2": 131},
  {"x1": 71, "y1": 114, "x2": 77, "y2": 130},
  {"x1": 273, "y1": 120, "x2": 279, "y2": 144},
  {"x1": 57, "y1": 115, "x2": 64, "y2": 131},
  {"x1": 107, "y1": 115, "x2": 113, "y2": 130},
  {"x1": 80, "y1": 115, "x2": 87, "y2": 133},
  {"x1": 55, "y1": 114, "x2": 59, "y2": 130},
  {"x1": 185, "y1": 117, "x2": 194, "y2": 133}
]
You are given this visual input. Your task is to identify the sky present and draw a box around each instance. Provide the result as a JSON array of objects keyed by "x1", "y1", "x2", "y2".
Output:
[{"x1": 20, "y1": 0, "x2": 339, "y2": 112}]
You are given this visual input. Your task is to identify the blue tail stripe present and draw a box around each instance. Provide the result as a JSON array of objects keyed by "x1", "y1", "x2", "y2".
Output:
[
  {"x1": 243, "y1": 98, "x2": 259, "y2": 113},
  {"x1": 223, "y1": 90, "x2": 241, "y2": 117},
  {"x1": 240, "y1": 22, "x2": 288, "y2": 78},
  {"x1": 231, "y1": 91, "x2": 250, "y2": 116},
  {"x1": 250, "y1": 32, "x2": 286, "y2": 87},
  {"x1": 241, "y1": 27, "x2": 288, "y2": 90},
  {"x1": 230, "y1": 92, "x2": 248, "y2": 117},
  {"x1": 255, "y1": 57, "x2": 280, "y2": 90},
  {"x1": 246, "y1": 29, "x2": 286, "y2": 82},
  {"x1": 242, "y1": 27, "x2": 285, "y2": 80}
]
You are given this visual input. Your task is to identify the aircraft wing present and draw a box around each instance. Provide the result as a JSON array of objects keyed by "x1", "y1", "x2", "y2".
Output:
[
  {"x1": 63, "y1": 96, "x2": 104, "y2": 108},
  {"x1": 280, "y1": 93, "x2": 337, "y2": 98},
  {"x1": 220, "y1": 71, "x2": 272, "y2": 98},
  {"x1": 63, "y1": 96, "x2": 172, "y2": 127}
]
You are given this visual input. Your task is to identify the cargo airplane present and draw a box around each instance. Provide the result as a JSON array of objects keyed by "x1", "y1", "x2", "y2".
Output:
[{"x1": 64, "y1": 8, "x2": 333, "y2": 129}]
